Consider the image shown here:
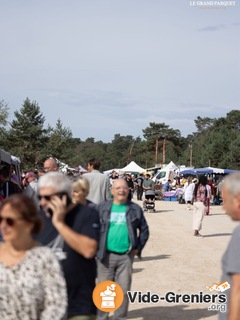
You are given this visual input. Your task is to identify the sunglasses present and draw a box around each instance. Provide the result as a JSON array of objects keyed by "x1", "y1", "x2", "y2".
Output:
[
  {"x1": 38, "y1": 192, "x2": 65, "y2": 201},
  {"x1": 0, "y1": 216, "x2": 23, "y2": 227}
]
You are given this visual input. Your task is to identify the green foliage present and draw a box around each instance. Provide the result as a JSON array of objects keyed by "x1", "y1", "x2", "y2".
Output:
[
  {"x1": 6, "y1": 98, "x2": 47, "y2": 170},
  {"x1": 194, "y1": 116, "x2": 214, "y2": 132},
  {"x1": 0, "y1": 100, "x2": 9, "y2": 127},
  {"x1": 70, "y1": 138, "x2": 108, "y2": 170},
  {"x1": 0, "y1": 100, "x2": 9, "y2": 149},
  {"x1": 105, "y1": 134, "x2": 135, "y2": 169},
  {"x1": 191, "y1": 110, "x2": 240, "y2": 169},
  {"x1": 1, "y1": 97, "x2": 239, "y2": 171},
  {"x1": 142, "y1": 122, "x2": 181, "y2": 166},
  {"x1": 44, "y1": 118, "x2": 74, "y2": 164}
]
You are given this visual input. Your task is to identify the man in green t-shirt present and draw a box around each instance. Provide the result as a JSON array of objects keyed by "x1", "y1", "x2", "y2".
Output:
[{"x1": 97, "y1": 179, "x2": 149, "y2": 320}]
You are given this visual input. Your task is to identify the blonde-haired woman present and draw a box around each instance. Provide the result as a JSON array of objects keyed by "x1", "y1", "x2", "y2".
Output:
[{"x1": 72, "y1": 176, "x2": 96, "y2": 208}]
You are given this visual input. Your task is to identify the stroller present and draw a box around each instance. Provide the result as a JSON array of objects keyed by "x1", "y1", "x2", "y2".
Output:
[{"x1": 143, "y1": 189, "x2": 156, "y2": 212}]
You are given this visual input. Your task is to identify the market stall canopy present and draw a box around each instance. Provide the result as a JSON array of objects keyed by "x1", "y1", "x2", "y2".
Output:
[
  {"x1": 0, "y1": 149, "x2": 21, "y2": 165},
  {"x1": 0, "y1": 149, "x2": 11, "y2": 164},
  {"x1": 121, "y1": 161, "x2": 145, "y2": 173},
  {"x1": 164, "y1": 161, "x2": 178, "y2": 171},
  {"x1": 180, "y1": 166, "x2": 236, "y2": 175},
  {"x1": 11, "y1": 155, "x2": 21, "y2": 165},
  {"x1": 194, "y1": 167, "x2": 236, "y2": 174},
  {"x1": 0, "y1": 149, "x2": 21, "y2": 183},
  {"x1": 179, "y1": 169, "x2": 198, "y2": 176},
  {"x1": 103, "y1": 168, "x2": 123, "y2": 175}
]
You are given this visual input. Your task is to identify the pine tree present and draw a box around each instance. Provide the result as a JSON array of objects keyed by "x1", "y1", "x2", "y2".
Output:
[
  {"x1": 7, "y1": 98, "x2": 47, "y2": 169},
  {"x1": 0, "y1": 100, "x2": 9, "y2": 149},
  {"x1": 45, "y1": 118, "x2": 74, "y2": 164}
]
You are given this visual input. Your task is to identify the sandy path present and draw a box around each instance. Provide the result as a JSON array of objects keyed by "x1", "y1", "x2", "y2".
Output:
[{"x1": 126, "y1": 199, "x2": 236, "y2": 320}]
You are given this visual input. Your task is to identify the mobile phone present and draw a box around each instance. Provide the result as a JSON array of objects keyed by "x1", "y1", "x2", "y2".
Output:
[
  {"x1": 58, "y1": 192, "x2": 72, "y2": 206},
  {"x1": 47, "y1": 193, "x2": 72, "y2": 217},
  {"x1": 47, "y1": 207, "x2": 54, "y2": 216}
]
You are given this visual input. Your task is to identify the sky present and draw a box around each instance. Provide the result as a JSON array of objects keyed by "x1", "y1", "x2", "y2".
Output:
[{"x1": 0, "y1": 0, "x2": 239, "y2": 142}]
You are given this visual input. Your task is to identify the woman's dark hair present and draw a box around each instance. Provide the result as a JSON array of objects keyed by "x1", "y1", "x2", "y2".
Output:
[
  {"x1": 193, "y1": 175, "x2": 208, "y2": 198},
  {"x1": 0, "y1": 194, "x2": 42, "y2": 235}
]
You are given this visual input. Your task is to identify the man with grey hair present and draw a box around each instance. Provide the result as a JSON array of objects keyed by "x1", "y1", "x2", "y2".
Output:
[
  {"x1": 43, "y1": 157, "x2": 59, "y2": 173},
  {"x1": 36, "y1": 172, "x2": 100, "y2": 320},
  {"x1": 219, "y1": 172, "x2": 240, "y2": 320}
]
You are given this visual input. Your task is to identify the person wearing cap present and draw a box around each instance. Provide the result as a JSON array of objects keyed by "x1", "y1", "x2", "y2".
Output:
[{"x1": 23, "y1": 172, "x2": 38, "y2": 206}]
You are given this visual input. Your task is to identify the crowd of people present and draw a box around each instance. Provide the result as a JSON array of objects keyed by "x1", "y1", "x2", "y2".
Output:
[
  {"x1": 0, "y1": 157, "x2": 149, "y2": 320},
  {"x1": 0, "y1": 157, "x2": 239, "y2": 320}
]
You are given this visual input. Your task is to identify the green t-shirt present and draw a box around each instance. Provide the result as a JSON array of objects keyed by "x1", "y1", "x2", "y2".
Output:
[{"x1": 106, "y1": 203, "x2": 130, "y2": 253}]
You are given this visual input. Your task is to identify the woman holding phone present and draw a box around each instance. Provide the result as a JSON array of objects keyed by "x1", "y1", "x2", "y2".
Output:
[{"x1": 0, "y1": 194, "x2": 67, "y2": 320}]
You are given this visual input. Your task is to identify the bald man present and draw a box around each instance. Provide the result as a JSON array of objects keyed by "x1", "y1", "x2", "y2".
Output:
[
  {"x1": 96, "y1": 178, "x2": 149, "y2": 320},
  {"x1": 44, "y1": 157, "x2": 59, "y2": 173}
]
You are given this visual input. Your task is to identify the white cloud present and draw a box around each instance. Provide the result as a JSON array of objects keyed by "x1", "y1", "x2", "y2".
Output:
[{"x1": 0, "y1": 0, "x2": 239, "y2": 142}]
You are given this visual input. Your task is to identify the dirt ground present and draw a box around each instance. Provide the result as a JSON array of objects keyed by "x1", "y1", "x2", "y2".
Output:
[{"x1": 125, "y1": 198, "x2": 236, "y2": 320}]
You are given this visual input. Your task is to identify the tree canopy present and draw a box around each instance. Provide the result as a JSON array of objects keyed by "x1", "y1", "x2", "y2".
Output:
[{"x1": 1, "y1": 98, "x2": 239, "y2": 171}]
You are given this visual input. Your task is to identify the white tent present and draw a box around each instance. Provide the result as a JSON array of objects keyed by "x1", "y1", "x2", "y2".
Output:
[
  {"x1": 121, "y1": 161, "x2": 145, "y2": 173},
  {"x1": 164, "y1": 161, "x2": 178, "y2": 171}
]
